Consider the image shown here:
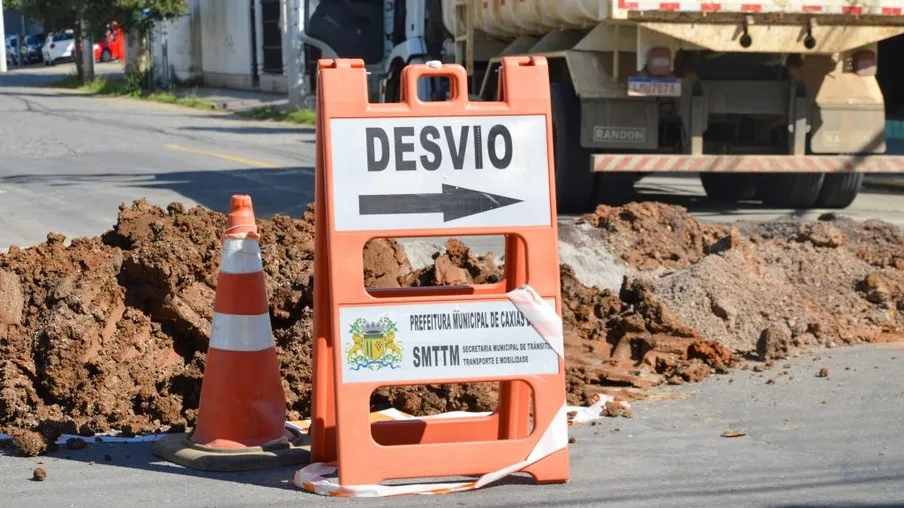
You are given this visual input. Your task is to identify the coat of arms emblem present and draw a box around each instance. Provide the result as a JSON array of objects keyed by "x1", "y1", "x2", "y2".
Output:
[{"x1": 347, "y1": 317, "x2": 403, "y2": 371}]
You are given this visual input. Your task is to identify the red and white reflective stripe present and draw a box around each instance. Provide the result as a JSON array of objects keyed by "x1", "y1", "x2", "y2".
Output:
[
  {"x1": 592, "y1": 154, "x2": 904, "y2": 173},
  {"x1": 211, "y1": 235, "x2": 274, "y2": 352},
  {"x1": 616, "y1": 0, "x2": 904, "y2": 14},
  {"x1": 210, "y1": 313, "x2": 274, "y2": 351},
  {"x1": 221, "y1": 238, "x2": 264, "y2": 274}
]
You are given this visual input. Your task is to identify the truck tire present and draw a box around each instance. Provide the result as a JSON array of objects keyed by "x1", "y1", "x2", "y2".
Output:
[
  {"x1": 550, "y1": 82, "x2": 594, "y2": 214},
  {"x1": 759, "y1": 173, "x2": 825, "y2": 208},
  {"x1": 814, "y1": 173, "x2": 863, "y2": 209},
  {"x1": 700, "y1": 174, "x2": 758, "y2": 202}
]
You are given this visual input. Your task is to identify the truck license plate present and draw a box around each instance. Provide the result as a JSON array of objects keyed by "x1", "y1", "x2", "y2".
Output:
[{"x1": 627, "y1": 77, "x2": 681, "y2": 97}]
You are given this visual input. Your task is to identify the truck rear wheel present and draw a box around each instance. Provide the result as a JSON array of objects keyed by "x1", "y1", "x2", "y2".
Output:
[
  {"x1": 759, "y1": 174, "x2": 825, "y2": 208},
  {"x1": 814, "y1": 173, "x2": 863, "y2": 209},
  {"x1": 699, "y1": 174, "x2": 758, "y2": 202},
  {"x1": 550, "y1": 82, "x2": 594, "y2": 214}
]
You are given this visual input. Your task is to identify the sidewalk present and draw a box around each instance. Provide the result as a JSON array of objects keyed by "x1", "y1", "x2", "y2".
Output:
[{"x1": 172, "y1": 86, "x2": 290, "y2": 112}]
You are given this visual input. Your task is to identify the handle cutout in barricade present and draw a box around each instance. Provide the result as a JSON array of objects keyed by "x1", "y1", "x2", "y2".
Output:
[
  {"x1": 308, "y1": 56, "x2": 568, "y2": 497},
  {"x1": 401, "y1": 61, "x2": 469, "y2": 108}
]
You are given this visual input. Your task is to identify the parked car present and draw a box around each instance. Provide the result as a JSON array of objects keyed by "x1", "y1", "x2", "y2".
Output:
[
  {"x1": 20, "y1": 33, "x2": 46, "y2": 64},
  {"x1": 42, "y1": 30, "x2": 75, "y2": 65},
  {"x1": 93, "y1": 25, "x2": 124, "y2": 62},
  {"x1": 5, "y1": 36, "x2": 19, "y2": 66}
]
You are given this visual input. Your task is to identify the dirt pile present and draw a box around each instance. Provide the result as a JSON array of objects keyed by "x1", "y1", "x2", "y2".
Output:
[
  {"x1": 0, "y1": 201, "x2": 509, "y2": 454},
  {"x1": 560, "y1": 264, "x2": 735, "y2": 405},
  {"x1": 583, "y1": 202, "x2": 731, "y2": 271},
  {"x1": 583, "y1": 204, "x2": 904, "y2": 357},
  {"x1": 3, "y1": 198, "x2": 904, "y2": 456}
]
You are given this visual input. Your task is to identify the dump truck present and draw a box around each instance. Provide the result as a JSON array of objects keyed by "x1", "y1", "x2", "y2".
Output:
[{"x1": 301, "y1": 0, "x2": 904, "y2": 213}]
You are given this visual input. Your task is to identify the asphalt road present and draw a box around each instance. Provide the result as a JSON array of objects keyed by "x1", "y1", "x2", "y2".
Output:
[
  {"x1": 5, "y1": 64, "x2": 904, "y2": 259},
  {"x1": 2, "y1": 343, "x2": 902, "y2": 507},
  {"x1": 3, "y1": 65, "x2": 904, "y2": 506}
]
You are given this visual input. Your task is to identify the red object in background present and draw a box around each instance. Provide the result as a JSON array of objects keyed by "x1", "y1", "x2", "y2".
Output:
[{"x1": 93, "y1": 23, "x2": 125, "y2": 62}]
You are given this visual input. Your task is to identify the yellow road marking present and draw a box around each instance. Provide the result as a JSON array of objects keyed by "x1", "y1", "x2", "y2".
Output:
[{"x1": 164, "y1": 144, "x2": 278, "y2": 168}]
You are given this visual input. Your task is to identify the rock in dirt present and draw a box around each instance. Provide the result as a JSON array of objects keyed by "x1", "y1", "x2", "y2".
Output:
[
  {"x1": 32, "y1": 468, "x2": 46, "y2": 481},
  {"x1": 817, "y1": 367, "x2": 830, "y2": 378},
  {"x1": 66, "y1": 438, "x2": 87, "y2": 450},
  {"x1": 721, "y1": 429, "x2": 747, "y2": 438},
  {"x1": 859, "y1": 272, "x2": 904, "y2": 306},
  {"x1": 602, "y1": 400, "x2": 634, "y2": 418},
  {"x1": 9, "y1": 429, "x2": 47, "y2": 457},
  {"x1": 758, "y1": 326, "x2": 792, "y2": 361},
  {"x1": 0, "y1": 270, "x2": 23, "y2": 326},
  {"x1": 798, "y1": 222, "x2": 845, "y2": 248}
]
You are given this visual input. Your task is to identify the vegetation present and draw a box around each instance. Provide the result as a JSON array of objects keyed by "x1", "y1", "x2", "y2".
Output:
[
  {"x1": 236, "y1": 105, "x2": 317, "y2": 126},
  {"x1": 46, "y1": 72, "x2": 216, "y2": 110},
  {"x1": 8, "y1": 0, "x2": 187, "y2": 36}
]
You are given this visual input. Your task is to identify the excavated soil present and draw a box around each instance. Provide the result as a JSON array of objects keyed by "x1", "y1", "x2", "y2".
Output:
[{"x1": 1, "y1": 199, "x2": 903, "y2": 456}]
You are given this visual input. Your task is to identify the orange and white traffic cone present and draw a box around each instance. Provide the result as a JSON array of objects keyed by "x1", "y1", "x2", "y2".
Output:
[{"x1": 152, "y1": 194, "x2": 308, "y2": 471}]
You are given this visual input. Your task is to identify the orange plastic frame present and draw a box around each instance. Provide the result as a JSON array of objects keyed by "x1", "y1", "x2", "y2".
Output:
[{"x1": 309, "y1": 56, "x2": 568, "y2": 487}]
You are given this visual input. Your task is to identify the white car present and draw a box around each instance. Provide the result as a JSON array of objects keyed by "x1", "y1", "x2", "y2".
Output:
[
  {"x1": 42, "y1": 30, "x2": 75, "y2": 65},
  {"x1": 5, "y1": 36, "x2": 18, "y2": 66}
]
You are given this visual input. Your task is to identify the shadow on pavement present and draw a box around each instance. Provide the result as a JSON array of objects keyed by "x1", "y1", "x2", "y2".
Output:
[
  {"x1": 487, "y1": 464, "x2": 904, "y2": 507},
  {"x1": 13, "y1": 439, "x2": 539, "y2": 495},
  {"x1": 11, "y1": 441, "x2": 302, "y2": 492},
  {"x1": 774, "y1": 505, "x2": 904, "y2": 508},
  {"x1": 180, "y1": 125, "x2": 315, "y2": 136},
  {"x1": 0, "y1": 166, "x2": 315, "y2": 218}
]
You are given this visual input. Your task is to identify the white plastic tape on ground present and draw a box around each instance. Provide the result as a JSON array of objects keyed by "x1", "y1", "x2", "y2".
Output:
[
  {"x1": 294, "y1": 404, "x2": 570, "y2": 497},
  {"x1": 293, "y1": 284, "x2": 570, "y2": 497},
  {"x1": 54, "y1": 433, "x2": 165, "y2": 444}
]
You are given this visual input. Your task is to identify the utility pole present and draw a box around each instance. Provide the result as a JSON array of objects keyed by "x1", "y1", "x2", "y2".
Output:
[
  {"x1": 20, "y1": 13, "x2": 26, "y2": 67},
  {"x1": 0, "y1": 0, "x2": 8, "y2": 73},
  {"x1": 161, "y1": 18, "x2": 170, "y2": 88},
  {"x1": 81, "y1": 19, "x2": 95, "y2": 81},
  {"x1": 284, "y1": 0, "x2": 304, "y2": 108}
]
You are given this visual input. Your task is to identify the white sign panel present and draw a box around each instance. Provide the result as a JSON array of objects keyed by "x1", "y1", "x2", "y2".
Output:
[
  {"x1": 338, "y1": 299, "x2": 561, "y2": 384},
  {"x1": 329, "y1": 115, "x2": 552, "y2": 232}
]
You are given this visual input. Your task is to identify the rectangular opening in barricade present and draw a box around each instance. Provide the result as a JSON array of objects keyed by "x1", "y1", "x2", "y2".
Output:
[
  {"x1": 414, "y1": 76, "x2": 453, "y2": 103},
  {"x1": 368, "y1": 382, "x2": 536, "y2": 446},
  {"x1": 308, "y1": 56, "x2": 569, "y2": 494},
  {"x1": 363, "y1": 234, "x2": 508, "y2": 298}
]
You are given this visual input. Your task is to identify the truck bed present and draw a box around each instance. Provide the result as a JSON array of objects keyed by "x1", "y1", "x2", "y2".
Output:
[{"x1": 460, "y1": 0, "x2": 904, "y2": 37}]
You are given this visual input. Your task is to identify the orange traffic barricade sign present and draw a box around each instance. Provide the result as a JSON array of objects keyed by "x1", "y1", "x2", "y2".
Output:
[{"x1": 298, "y1": 56, "x2": 569, "y2": 496}]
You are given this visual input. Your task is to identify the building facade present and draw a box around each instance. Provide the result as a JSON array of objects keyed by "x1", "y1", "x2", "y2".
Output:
[{"x1": 149, "y1": 0, "x2": 305, "y2": 93}]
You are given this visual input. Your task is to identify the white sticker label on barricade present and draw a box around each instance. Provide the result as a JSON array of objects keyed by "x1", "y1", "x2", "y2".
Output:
[
  {"x1": 329, "y1": 115, "x2": 552, "y2": 232},
  {"x1": 338, "y1": 299, "x2": 560, "y2": 384}
]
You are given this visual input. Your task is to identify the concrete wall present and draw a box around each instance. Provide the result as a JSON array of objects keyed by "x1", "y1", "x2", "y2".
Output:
[
  {"x1": 199, "y1": 0, "x2": 254, "y2": 89},
  {"x1": 150, "y1": 0, "x2": 203, "y2": 83}
]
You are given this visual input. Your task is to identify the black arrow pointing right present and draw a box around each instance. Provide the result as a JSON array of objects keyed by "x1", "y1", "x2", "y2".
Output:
[{"x1": 358, "y1": 184, "x2": 523, "y2": 222}]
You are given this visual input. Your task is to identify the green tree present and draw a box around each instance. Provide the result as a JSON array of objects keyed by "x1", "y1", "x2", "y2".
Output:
[{"x1": 8, "y1": 0, "x2": 187, "y2": 80}]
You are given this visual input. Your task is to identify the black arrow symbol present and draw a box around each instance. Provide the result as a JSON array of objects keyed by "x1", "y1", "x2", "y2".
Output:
[{"x1": 358, "y1": 184, "x2": 523, "y2": 222}]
